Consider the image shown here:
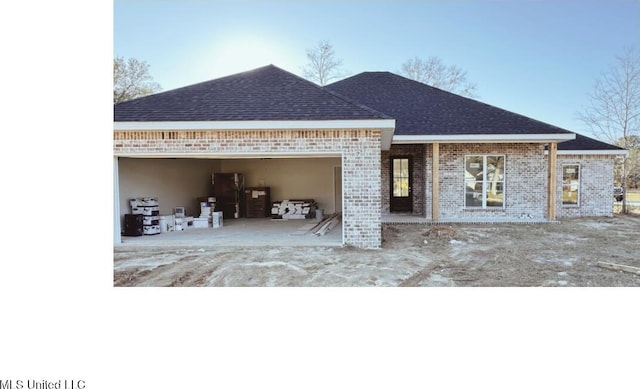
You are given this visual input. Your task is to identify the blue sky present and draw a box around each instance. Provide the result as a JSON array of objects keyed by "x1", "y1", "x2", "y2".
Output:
[{"x1": 114, "y1": 1, "x2": 638, "y2": 135}]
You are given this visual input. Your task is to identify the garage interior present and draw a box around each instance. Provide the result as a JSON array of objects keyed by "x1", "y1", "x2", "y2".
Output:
[{"x1": 116, "y1": 155, "x2": 344, "y2": 247}]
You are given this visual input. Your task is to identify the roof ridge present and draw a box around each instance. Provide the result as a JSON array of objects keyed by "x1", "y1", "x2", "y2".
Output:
[
  {"x1": 321, "y1": 87, "x2": 392, "y2": 119},
  {"x1": 115, "y1": 64, "x2": 390, "y2": 121},
  {"x1": 114, "y1": 65, "x2": 282, "y2": 106},
  {"x1": 267, "y1": 66, "x2": 391, "y2": 119}
]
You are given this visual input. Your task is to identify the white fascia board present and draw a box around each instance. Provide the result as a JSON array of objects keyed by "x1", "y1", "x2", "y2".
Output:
[
  {"x1": 114, "y1": 119, "x2": 396, "y2": 131},
  {"x1": 546, "y1": 149, "x2": 628, "y2": 156},
  {"x1": 113, "y1": 151, "x2": 343, "y2": 158},
  {"x1": 380, "y1": 127, "x2": 394, "y2": 151},
  {"x1": 392, "y1": 133, "x2": 576, "y2": 143}
]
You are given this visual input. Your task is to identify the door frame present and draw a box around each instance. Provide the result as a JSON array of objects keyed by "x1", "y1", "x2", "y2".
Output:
[
  {"x1": 333, "y1": 165, "x2": 342, "y2": 213},
  {"x1": 390, "y1": 156, "x2": 413, "y2": 213}
]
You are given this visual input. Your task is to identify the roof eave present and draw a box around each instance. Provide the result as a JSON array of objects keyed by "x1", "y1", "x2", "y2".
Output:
[
  {"x1": 114, "y1": 119, "x2": 395, "y2": 130},
  {"x1": 547, "y1": 149, "x2": 628, "y2": 156},
  {"x1": 392, "y1": 133, "x2": 576, "y2": 144}
]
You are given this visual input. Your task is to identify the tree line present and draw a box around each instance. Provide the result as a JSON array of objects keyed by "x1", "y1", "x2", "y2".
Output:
[{"x1": 113, "y1": 41, "x2": 477, "y2": 102}]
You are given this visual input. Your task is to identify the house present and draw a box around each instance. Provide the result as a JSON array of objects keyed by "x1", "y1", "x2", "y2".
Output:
[{"x1": 114, "y1": 65, "x2": 625, "y2": 249}]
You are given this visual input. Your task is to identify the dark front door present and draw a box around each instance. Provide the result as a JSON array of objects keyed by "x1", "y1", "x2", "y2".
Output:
[{"x1": 390, "y1": 156, "x2": 413, "y2": 212}]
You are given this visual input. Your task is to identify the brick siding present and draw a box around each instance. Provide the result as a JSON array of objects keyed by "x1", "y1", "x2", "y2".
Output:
[
  {"x1": 437, "y1": 143, "x2": 547, "y2": 219},
  {"x1": 115, "y1": 129, "x2": 383, "y2": 249},
  {"x1": 556, "y1": 155, "x2": 615, "y2": 217},
  {"x1": 380, "y1": 143, "x2": 616, "y2": 221},
  {"x1": 115, "y1": 131, "x2": 616, "y2": 248}
]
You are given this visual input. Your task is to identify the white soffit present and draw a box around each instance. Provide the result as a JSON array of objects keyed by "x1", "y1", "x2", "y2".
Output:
[
  {"x1": 392, "y1": 133, "x2": 576, "y2": 143},
  {"x1": 114, "y1": 152, "x2": 343, "y2": 159},
  {"x1": 546, "y1": 149, "x2": 628, "y2": 156}
]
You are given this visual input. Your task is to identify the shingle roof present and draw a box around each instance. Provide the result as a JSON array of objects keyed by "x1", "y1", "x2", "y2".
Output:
[
  {"x1": 555, "y1": 133, "x2": 625, "y2": 151},
  {"x1": 114, "y1": 65, "x2": 390, "y2": 122},
  {"x1": 325, "y1": 71, "x2": 574, "y2": 137},
  {"x1": 114, "y1": 65, "x2": 620, "y2": 152}
]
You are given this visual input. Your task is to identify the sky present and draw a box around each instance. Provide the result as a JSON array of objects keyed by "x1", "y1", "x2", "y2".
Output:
[{"x1": 114, "y1": 0, "x2": 639, "y2": 136}]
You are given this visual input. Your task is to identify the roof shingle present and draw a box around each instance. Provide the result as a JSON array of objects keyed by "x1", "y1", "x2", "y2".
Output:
[
  {"x1": 554, "y1": 133, "x2": 625, "y2": 151},
  {"x1": 325, "y1": 71, "x2": 574, "y2": 137},
  {"x1": 114, "y1": 65, "x2": 390, "y2": 122}
]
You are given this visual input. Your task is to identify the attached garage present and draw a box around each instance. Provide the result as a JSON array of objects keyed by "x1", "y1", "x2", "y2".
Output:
[
  {"x1": 113, "y1": 65, "x2": 395, "y2": 249},
  {"x1": 113, "y1": 127, "x2": 393, "y2": 249},
  {"x1": 117, "y1": 155, "x2": 342, "y2": 222},
  {"x1": 115, "y1": 154, "x2": 344, "y2": 245}
]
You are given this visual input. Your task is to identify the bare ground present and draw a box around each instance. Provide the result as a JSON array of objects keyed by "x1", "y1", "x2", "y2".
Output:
[{"x1": 114, "y1": 215, "x2": 640, "y2": 287}]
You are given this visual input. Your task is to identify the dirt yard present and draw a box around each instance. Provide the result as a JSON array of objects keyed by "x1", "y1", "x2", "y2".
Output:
[{"x1": 114, "y1": 215, "x2": 640, "y2": 287}]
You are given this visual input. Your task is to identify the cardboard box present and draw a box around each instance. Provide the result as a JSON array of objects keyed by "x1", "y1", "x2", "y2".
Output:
[
  {"x1": 193, "y1": 218, "x2": 209, "y2": 229},
  {"x1": 212, "y1": 211, "x2": 223, "y2": 228},
  {"x1": 143, "y1": 225, "x2": 160, "y2": 235}
]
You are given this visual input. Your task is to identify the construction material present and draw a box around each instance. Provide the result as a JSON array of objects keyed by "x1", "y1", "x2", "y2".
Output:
[
  {"x1": 271, "y1": 199, "x2": 318, "y2": 219},
  {"x1": 597, "y1": 261, "x2": 640, "y2": 275},
  {"x1": 308, "y1": 213, "x2": 341, "y2": 236}
]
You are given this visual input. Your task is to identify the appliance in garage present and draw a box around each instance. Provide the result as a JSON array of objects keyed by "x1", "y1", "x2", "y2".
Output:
[
  {"x1": 212, "y1": 173, "x2": 245, "y2": 219},
  {"x1": 244, "y1": 187, "x2": 271, "y2": 218},
  {"x1": 123, "y1": 214, "x2": 143, "y2": 236},
  {"x1": 127, "y1": 197, "x2": 160, "y2": 235}
]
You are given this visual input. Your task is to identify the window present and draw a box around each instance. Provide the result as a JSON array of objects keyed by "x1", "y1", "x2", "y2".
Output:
[
  {"x1": 562, "y1": 164, "x2": 580, "y2": 206},
  {"x1": 465, "y1": 155, "x2": 505, "y2": 208},
  {"x1": 393, "y1": 158, "x2": 410, "y2": 197}
]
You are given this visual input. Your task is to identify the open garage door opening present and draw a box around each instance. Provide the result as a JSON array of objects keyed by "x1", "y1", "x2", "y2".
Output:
[{"x1": 115, "y1": 154, "x2": 344, "y2": 247}]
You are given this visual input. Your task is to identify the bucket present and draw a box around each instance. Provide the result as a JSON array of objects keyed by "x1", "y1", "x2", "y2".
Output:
[{"x1": 316, "y1": 209, "x2": 324, "y2": 220}]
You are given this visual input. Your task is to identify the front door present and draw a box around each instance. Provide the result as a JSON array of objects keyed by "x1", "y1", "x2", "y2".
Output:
[{"x1": 390, "y1": 156, "x2": 413, "y2": 212}]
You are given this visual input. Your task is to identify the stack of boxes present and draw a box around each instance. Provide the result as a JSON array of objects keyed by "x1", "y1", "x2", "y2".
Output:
[
  {"x1": 194, "y1": 198, "x2": 223, "y2": 228},
  {"x1": 130, "y1": 197, "x2": 161, "y2": 235},
  {"x1": 158, "y1": 214, "x2": 174, "y2": 233},
  {"x1": 194, "y1": 200, "x2": 213, "y2": 228},
  {"x1": 173, "y1": 207, "x2": 194, "y2": 231}
]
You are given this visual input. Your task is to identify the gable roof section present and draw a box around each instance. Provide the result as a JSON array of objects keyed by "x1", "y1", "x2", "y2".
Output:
[
  {"x1": 114, "y1": 65, "x2": 391, "y2": 122},
  {"x1": 325, "y1": 72, "x2": 575, "y2": 143}
]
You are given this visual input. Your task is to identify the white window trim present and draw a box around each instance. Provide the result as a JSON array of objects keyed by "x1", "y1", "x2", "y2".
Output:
[
  {"x1": 561, "y1": 163, "x2": 581, "y2": 207},
  {"x1": 464, "y1": 154, "x2": 506, "y2": 210}
]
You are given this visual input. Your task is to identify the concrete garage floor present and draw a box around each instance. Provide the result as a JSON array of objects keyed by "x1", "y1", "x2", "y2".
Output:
[{"x1": 119, "y1": 218, "x2": 343, "y2": 247}]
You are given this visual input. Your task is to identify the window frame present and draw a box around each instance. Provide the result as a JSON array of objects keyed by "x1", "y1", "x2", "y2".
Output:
[
  {"x1": 464, "y1": 154, "x2": 506, "y2": 210},
  {"x1": 561, "y1": 163, "x2": 580, "y2": 207}
]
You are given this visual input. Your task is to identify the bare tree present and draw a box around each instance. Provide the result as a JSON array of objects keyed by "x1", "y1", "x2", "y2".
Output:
[
  {"x1": 114, "y1": 56, "x2": 162, "y2": 103},
  {"x1": 618, "y1": 135, "x2": 640, "y2": 189},
  {"x1": 400, "y1": 56, "x2": 477, "y2": 97},
  {"x1": 578, "y1": 47, "x2": 640, "y2": 213},
  {"x1": 302, "y1": 41, "x2": 348, "y2": 86}
]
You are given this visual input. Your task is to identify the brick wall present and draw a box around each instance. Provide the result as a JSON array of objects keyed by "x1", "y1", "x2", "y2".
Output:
[
  {"x1": 556, "y1": 155, "x2": 615, "y2": 217},
  {"x1": 114, "y1": 129, "x2": 383, "y2": 249},
  {"x1": 437, "y1": 143, "x2": 547, "y2": 220},
  {"x1": 381, "y1": 143, "x2": 551, "y2": 220},
  {"x1": 379, "y1": 143, "x2": 616, "y2": 221}
]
